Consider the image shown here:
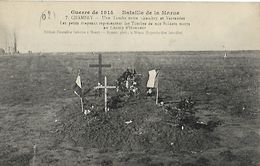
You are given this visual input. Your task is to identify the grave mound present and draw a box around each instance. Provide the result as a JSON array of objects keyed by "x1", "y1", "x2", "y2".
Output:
[{"x1": 55, "y1": 97, "x2": 221, "y2": 153}]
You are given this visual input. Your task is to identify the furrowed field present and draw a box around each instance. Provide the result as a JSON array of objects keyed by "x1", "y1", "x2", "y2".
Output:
[{"x1": 0, "y1": 51, "x2": 259, "y2": 166}]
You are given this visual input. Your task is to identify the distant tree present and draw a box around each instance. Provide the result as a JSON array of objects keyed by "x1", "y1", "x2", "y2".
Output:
[{"x1": 0, "y1": 48, "x2": 5, "y2": 55}]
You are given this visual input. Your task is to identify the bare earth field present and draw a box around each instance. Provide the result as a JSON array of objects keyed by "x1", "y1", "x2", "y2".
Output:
[{"x1": 0, "y1": 51, "x2": 259, "y2": 166}]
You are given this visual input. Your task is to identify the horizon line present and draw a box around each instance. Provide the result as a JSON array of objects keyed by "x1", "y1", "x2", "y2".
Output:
[{"x1": 16, "y1": 49, "x2": 260, "y2": 54}]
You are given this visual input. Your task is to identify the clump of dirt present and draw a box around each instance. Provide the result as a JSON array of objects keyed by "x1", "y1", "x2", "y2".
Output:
[{"x1": 56, "y1": 96, "x2": 221, "y2": 154}]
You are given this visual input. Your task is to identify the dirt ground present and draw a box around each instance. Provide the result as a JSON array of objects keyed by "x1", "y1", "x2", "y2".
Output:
[{"x1": 0, "y1": 51, "x2": 259, "y2": 166}]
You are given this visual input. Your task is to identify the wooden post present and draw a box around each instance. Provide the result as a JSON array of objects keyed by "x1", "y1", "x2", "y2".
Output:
[
  {"x1": 156, "y1": 86, "x2": 159, "y2": 105},
  {"x1": 32, "y1": 144, "x2": 37, "y2": 166},
  {"x1": 98, "y1": 54, "x2": 102, "y2": 84},
  {"x1": 80, "y1": 97, "x2": 84, "y2": 112},
  {"x1": 104, "y1": 76, "x2": 108, "y2": 112},
  {"x1": 156, "y1": 71, "x2": 159, "y2": 105}
]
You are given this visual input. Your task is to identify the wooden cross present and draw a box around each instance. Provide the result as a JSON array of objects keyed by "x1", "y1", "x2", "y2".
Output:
[
  {"x1": 89, "y1": 53, "x2": 111, "y2": 84},
  {"x1": 94, "y1": 76, "x2": 117, "y2": 112}
]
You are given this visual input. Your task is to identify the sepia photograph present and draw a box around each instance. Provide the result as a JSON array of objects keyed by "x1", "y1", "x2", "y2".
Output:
[{"x1": 0, "y1": 1, "x2": 259, "y2": 166}]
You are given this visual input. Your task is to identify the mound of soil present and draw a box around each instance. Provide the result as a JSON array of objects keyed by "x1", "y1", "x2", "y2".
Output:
[{"x1": 55, "y1": 96, "x2": 221, "y2": 154}]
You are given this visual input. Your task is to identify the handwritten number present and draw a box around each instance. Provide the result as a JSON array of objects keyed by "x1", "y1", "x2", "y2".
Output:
[
  {"x1": 41, "y1": 10, "x2": 55, "y2": 21},
  {"x1": 41, "y1": 13, "x2": 46, "y2": 20},
  {"x1": 48, "y1": 11, "x2": 51, "y2": 19}
]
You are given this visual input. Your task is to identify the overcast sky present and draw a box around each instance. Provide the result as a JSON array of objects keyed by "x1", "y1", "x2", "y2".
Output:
[{"x1": 0, "y1": 2, "x2": 259, "y2": 52}]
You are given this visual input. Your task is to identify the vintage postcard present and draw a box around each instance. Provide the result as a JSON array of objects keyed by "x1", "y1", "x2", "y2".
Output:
[{"x1": 0, "y1": 1, "x2": 259, "y2": 166}]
